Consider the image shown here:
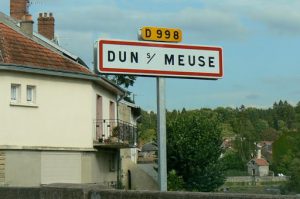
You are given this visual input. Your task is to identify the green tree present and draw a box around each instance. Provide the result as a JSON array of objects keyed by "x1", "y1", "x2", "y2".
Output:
[
  {"x1": 167, "y1": 170, "x2": 185, "y2": 191},
  {"x1": 167, "y1": 110, "x2": 225, "y2": 192},
  {"x1": 287, "y1": 158, "x2": 300, "y2": 193},
  {"x1": 222, "y1": 150, "x2": 245, "y2": 172},
  {"x1": 273, "y1": 130, "x2": 300, "y2": 193},
  {"x1": 105, "y1": 74, "x2": 136, "y2": 88},
  {"x1": 138, "y1": 110, "x2": 157, "y2": 145}
]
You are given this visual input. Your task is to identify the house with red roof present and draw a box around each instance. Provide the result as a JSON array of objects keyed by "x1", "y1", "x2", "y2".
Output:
[
  {"x1": 0, "y1": 0, "x2": 138, "y2": 187},
  {"x1": 247, "y1": 145, "x2": 269, "y2": 177}
]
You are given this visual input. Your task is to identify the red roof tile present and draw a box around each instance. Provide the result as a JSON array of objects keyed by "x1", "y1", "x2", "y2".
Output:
[
  {"x1": 0, "y1": 22, "x2": 92, "y2": 75},
  {"x1": 254, "y1": 158, "x2": 269, "y2": 166}
]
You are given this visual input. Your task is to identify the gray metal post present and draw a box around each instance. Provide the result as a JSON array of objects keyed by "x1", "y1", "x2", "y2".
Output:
[{"x1": 157, "y1": 77, "x2": 167, "y2": 191}]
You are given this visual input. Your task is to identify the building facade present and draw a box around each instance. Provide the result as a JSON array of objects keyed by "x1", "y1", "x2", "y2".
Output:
[{"x1": 0, "y1": 1, "x2": 137, "y2": 187}]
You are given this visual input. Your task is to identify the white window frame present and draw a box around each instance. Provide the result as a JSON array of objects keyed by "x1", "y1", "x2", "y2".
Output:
[
  {"x1": 11, "y1": 84, "x2": 21, "y2": 103},
  {"x1": 26, "y1": 85, "x2": 36, "y2": 103}
]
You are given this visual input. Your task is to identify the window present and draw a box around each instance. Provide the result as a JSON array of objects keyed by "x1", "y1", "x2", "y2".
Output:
[
  {"x1": 11, "y1": 84, "x2": 20, "y2": 102},
  {"x1": 26, "y1": 85, "x2": 36, "y2": 103}
]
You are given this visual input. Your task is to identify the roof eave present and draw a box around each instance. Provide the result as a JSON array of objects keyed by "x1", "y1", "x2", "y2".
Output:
[{"x1": 0, "y1": 63, "x2": 126, "y2": 95}]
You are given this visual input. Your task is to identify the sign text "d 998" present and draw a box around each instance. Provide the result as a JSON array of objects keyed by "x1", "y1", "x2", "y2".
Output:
[{"x1": 141, "y1": 27, "x2": 182, "y2": 43}]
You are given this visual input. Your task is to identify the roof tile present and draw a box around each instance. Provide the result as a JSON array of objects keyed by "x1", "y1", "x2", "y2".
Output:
[
  {"x1": 0, "y1": 22, "x2": 92, "y2": 75},
  {"x1": 254, "y1": 158, "x2": 269, "y2": 166}
]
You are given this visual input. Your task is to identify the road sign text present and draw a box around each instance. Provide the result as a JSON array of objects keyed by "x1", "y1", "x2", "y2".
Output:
[
  {"x1": 141, "y1": 27, "x2": 182, "y2": 43},
  {"x1": 97, "y1": 39, "x2": 223, "y2": 79}
]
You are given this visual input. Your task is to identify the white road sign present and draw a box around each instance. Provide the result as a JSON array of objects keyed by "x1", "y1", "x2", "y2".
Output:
[{"x1": 97, "y1": 39, "x2": 223, "y2": 79}]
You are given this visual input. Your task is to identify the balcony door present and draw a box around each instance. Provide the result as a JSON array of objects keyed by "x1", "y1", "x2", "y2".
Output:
[
  {"x1": 109, "y1": 101, "x2": 116, "y2": 136},
  {"x1": 96, "y1": 95, "x2": 103, "y2": 139}
]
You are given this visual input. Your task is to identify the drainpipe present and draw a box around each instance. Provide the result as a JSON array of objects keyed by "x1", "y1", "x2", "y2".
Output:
[{"x1": 116, "y1": 91, "x2": 128, "y2": 189}]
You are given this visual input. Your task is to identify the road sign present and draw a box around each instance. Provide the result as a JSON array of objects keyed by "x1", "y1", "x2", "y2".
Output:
[
  {"x1": 97, "y1": 39, "x2": 223, "y2": 79},
  {"x1": 140, "y1": 26, "x2": 182, "y2": 42}
]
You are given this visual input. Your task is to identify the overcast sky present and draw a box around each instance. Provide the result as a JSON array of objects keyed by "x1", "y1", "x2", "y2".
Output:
[{"x1": 1, "y1": 0, "x2": 300, "y2": 111}]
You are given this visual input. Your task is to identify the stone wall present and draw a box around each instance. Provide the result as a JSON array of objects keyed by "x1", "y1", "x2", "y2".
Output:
[
  {"x1": 226, "y1": 176, "x2": 289, "y2": 183},
  {"x1": 0, "y1": 185, "x2": 299, "y2": 199}
]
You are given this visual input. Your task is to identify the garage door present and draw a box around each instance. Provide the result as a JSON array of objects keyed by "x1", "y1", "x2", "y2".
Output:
[{"x1": 41, "y1": 152, "x2": 81, "y2": 184}]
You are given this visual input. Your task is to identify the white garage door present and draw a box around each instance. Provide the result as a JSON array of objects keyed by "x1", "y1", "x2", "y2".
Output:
[{"x1": 41, "y1": 152, "x2": 81, "y2": 184}]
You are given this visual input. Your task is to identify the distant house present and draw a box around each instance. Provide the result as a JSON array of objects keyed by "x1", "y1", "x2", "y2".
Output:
[
  {"x1": 138, "y1": 142, "x2": 158, "y2": 164},
  {"x1": 247, "y1": 145, "x2": 269, "y2": 177},
  {"x1": 0, "y1": 0, "x2": 138, "y2": 187}
]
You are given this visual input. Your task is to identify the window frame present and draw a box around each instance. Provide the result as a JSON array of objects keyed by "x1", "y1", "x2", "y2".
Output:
[
  {"x1": 11, "y1": 84, "x2": 21, "y2": 103},
  {"x1": 26, "y1": 85, "x2": 36, "y2": 103}
]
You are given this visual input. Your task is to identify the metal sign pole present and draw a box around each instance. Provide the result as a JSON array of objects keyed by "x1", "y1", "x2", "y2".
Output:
[{"x1": 157, "y1": 77, "x2": 167, "y2": 191}]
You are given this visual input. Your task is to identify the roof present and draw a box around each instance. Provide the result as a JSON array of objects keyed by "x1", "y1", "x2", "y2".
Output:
[
  {"x1": 249, "y1": 158, "x2": 269, "y2": 166},
  {"x1": 141, "y1": 143, "x2": 158, "y2": 152},
  {"x1": 0, "y1": 12, "x2": 126, "y2": 95},
  {"x1": 0, "y1": 22, "x2": 91, "y2": 75}
]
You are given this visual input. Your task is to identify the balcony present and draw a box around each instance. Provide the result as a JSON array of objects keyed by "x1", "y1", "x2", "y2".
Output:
[{"x1": 93, "y1": 119, "x2": 138, "y2": 149}]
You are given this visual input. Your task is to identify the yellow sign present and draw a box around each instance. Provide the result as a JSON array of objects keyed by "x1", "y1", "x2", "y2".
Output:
[{"x1": 140, "y1": 26, "x2": 182, "y2": 42}]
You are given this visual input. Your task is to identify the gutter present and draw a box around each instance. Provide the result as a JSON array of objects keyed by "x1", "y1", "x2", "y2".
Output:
[{"x1": 0, "y1": 63, "x2": 126, "y2": 95}]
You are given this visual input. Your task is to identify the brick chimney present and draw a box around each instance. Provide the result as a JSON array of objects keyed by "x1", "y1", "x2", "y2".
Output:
[
  {"x1": 20, "y1": 14, "x2": 34, "y2": 37},
  {"x1": 10, "y1": 0, "x2": 29, "y2": 20},
  {"x1": 38, "y1": 12, "x2": 55, "y2": 40}
]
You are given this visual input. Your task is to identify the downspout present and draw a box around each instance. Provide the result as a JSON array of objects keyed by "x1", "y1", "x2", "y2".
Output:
[{"x1": 116, "y1": 91, "x2": 128, "y2": 189}]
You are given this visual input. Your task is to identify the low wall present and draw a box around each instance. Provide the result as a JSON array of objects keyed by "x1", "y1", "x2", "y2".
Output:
[
  {"x1": 0, "y1": 185, "x2": 299, "y2": 199},
  {"x1": 226, "y1": 176, "x2": 289, "y2": 183}
]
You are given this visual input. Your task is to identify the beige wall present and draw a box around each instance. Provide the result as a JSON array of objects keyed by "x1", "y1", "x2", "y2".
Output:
[
  {"x1": 92, "y1": 84, "x2": 117, "y2": 139},
  {"x1": 5, "y1": 150, "x2": 41, "y2": 187},
  {"x1": 118, "y1": 103, "x2": 131, "y2": 123},
  {"x1": 1, "y1": 150, "x2": 118, "y2": 187},
  {"x1": 121, "y1": 160, "x2": 158, "y2": 190},
  {"x1": 81, "y1": 151, "x2": 117, "y2": 185},
  {"x1": 0, "y1": 71, "x2": 118, "y2": 149}
]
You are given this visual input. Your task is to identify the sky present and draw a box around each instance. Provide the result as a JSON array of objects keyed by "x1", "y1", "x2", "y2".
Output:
[{"x1": 1, "y1": 0, "x2": 300, "y2": 111}]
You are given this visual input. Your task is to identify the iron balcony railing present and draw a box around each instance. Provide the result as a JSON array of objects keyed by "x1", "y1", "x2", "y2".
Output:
[{"x1": 94, "y1": 119, "x2": 137, "y2": 148}]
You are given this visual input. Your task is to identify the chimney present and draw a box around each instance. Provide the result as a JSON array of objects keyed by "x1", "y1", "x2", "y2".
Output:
[
  {"x1": 257, "y1": 145, "x2": 262, "y2": 159},
  {"x1": 20, "y1": 14, "x2": 34, "y2": 37},
  {"x1": 10, "y1": 0, "x2": 29, "y2": 20},
  {"x1": 38, "y1": 12, "x2": 55, "y2": 40}
]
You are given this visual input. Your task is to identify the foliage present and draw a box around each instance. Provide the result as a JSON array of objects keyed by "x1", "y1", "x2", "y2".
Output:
[
  {"x1": 137, "y1": 100, "x2": 300, "y2": 192},
  {"x1": 273, "y1": 130, "x2": 300, "y2": 193},
  {"x1": 138, "y1": 110, "x2": 157, "y2": 146},
  {"x1": 167, "y1": 170, "x2": 185, "y2": 191},
  {"x1": 221, "y1": 150, "x2": 245, "y2": 171},
  {"x1": 105, "y1": 74, "x2": 136, "y2": 88},
  {"x1": 167, "y1": 109, "x2": 225, "y2": 192}
]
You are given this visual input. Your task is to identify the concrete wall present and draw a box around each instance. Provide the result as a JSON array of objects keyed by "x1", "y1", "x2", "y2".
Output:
[
  {"x1": 5, "y1": 151, "x2": 41, "y2": 187},
  {"x1": 118, "y1": 103, "x2": 131, "y2": 123},
  {"x1": 81, "y1": 150, "x2": 118, "y2": 186},
  {"x1": 1, "y1": 150, "x2": 118, "y2": 187},
  {"x1": 121, "y1": 160, "x2": 158, "y2": 191},
  {"x1": 226, "y1": 176, "x2": 289, "y2": 183},
  {"x1": 0, "y1": 71, "x2": 118, "y2": 149},
  {"x1": 0, "y1": 186, "x2": 299, "y2": 199},
  {"x1": 259, "y1": 165, "x2": 269, "y2": 176}
]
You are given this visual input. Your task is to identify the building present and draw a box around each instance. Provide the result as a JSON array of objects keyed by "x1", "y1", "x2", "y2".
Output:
[
  {"x1": 247, "y1": 145, "x2": 269, "y2": 177},
  {"x1": 0, "y1": 1, "x2": 137, "y2": 187}
]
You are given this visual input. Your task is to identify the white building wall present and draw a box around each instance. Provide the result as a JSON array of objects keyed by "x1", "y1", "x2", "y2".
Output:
[
  {"x1": 258, "y1": 165, "x2": 269, "y2": 176},
  {"x1": 0, "y1": 71, "x2": 117, "y2": 149}
]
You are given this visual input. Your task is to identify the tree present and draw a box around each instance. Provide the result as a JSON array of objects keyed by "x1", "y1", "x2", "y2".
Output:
[
  {"x1": 273, "y1": 130, "x2": 300, "y2": 193},
  {"x1": 105, "y1": 74, "x2": 136, "y2": 88},
  {"x1": 167, "y1": 110, "x2": 225, "y2": 191},
  {"x1": 221, "y1": 150, "x2": 245, "y2": 171},
  {"x1": 286, "y1": 158, "x2": 300, "y2": 193},
  {"x1": 167, "y1": 170, "x2": 185, "y2": 191}
]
